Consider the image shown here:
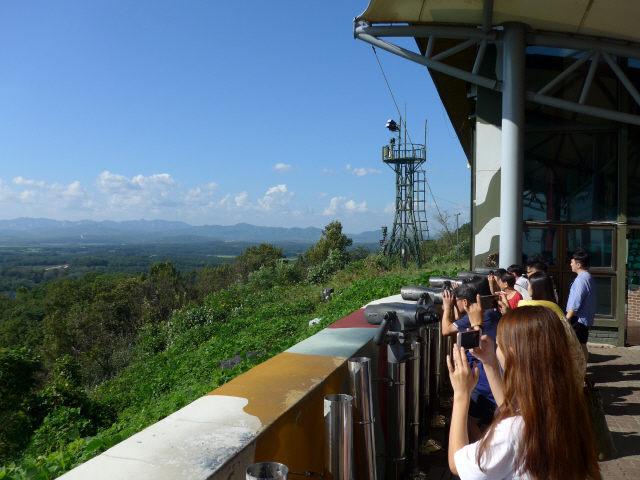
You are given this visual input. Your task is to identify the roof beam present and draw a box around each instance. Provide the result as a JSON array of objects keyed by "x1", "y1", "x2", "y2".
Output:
[
  {"x1": 355, "y1": 32, "x2": 500, "y2": 91},
  {"x1": 482, "y1": 0, "x2": 494, "y2": 34}
]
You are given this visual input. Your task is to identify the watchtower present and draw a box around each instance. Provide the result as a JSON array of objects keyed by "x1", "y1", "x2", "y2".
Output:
[{"x1": 381, "y1": 118, "x2": 428, "y2": 266}]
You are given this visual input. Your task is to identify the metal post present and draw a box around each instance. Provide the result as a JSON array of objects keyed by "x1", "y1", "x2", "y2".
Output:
[
  {"x1": 348, "y1": 358, "x2": 377, "y2": 480},
  {"x1": 418, "y1": 328, "x2": 443, "y2": 453},
  {"x1": 406, "y1": 339, "x2": 420, "y2": 477},
  {"x1": 499, "y1": 22, "x2": 527, "y2": 268},
  {"x1": 419, "y1": 328, "x2": 430, "y2": 437},
  {"x1": 454, "y1": 213, "x2": 461, "y2": 263},
  {"x1": 430, "y1": 322, "x2": 446, "y2": 428},
  {"x1": 387, "y1": 360, "x2": 406, "y2": 480},
  {"x1": 324, "y1": 394, "x2": 354, "y2": 480}
]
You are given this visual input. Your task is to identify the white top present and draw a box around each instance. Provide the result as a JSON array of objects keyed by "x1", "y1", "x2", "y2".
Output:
[
  {"x1": 513, "y1": 283, "x2": 531, "y2": 300},
  {"x1": 454, "y1": 416, "x2": 531, "y2": 480}
]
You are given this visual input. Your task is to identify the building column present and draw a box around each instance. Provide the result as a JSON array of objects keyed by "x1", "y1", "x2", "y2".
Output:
[{"x1": 499, "y1": 22, "x2": 527, "y2": 267}]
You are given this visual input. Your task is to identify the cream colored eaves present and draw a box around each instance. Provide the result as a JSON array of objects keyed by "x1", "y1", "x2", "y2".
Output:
[{"x1": 357, "y1": 0, "x2": 640, "y2": 44}]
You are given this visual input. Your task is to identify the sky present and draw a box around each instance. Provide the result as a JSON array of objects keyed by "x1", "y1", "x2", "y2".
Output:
[{"x1": 0, "y1": 1, "x2": 471, "y2": 234}]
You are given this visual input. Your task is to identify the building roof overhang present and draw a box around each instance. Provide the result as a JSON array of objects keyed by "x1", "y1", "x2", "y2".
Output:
[
  {"x1": 356, "y1": 0, "x2": 640, "y2": 44},
  {"x1": 355, "y1": 0, "x2": 640, "y2": 159}
]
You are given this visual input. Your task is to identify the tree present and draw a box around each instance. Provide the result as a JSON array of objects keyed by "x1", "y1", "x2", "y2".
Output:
[
  {"x1": 304, "y1": 221, "x2": 353, "y2": 266},
  {"x1": 233, "y1": 244, "x2": 284, "y2": 283},
  {"x1": 0, "y1": 348, "x2": 44, "y2": 462}
]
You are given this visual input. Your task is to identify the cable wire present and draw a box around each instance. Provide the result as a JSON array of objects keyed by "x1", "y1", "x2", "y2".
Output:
[{"x1": 372, "y1": 46, "x2": 413, "y2": 144}]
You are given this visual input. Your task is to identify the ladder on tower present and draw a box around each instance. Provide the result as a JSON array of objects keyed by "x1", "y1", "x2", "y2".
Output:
[{"x1": 414, "y1": 170, "x2": 430, "y2": 243}]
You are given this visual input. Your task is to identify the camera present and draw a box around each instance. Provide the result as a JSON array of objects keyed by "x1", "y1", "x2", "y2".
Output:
[{"x1": 456, "y1": 328, "x2": 482, "y2": 350}]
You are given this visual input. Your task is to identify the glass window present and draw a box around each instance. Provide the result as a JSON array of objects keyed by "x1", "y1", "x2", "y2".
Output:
[
  {"x1": 563, "y1": 275, "x2": 613, "y2": 316},
  {"x1": 565, "y1": 229, "x2": 614, "y2": 268},
  {"x1": 628, "y1": 125, "x2": 640, "y2": 221},
  {"x1": 523, "y1": 227, "x2": 557, "y2": 266},
  {"x1": 523, "y1": 131, "x2": 618, "y2": 222}
]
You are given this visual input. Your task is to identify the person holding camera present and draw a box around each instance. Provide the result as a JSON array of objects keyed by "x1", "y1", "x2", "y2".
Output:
[
  {"x1": 446, "y1": 306, "x2": 601, "y2": 480},
  {"x1": 442, "y1": 284, "x2": 502, "y2": 441}
]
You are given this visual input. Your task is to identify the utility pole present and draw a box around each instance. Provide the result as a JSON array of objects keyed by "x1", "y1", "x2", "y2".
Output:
[{"x1": 454, "y1": 213, "x2": 461, "y2": 263}]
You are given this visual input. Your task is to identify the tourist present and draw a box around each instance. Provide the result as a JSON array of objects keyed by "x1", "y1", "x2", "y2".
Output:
[
  {"x1": 497, "y1": 273, "x2": 522, "y2": 310},
  {"x1": 441, "y1": 284, "x2": 501, "y2": 441},
  {"x1": 447, "y1": 306, "x2": 601, "y2": 480},
  {"x1": 519, "y1": 271, "x2": 586, "y2": 387},
  {"x1": 507, "y1": 264, "x2": 531, "y2": 300},
  {"x1": 566, "y1": 251, "x2": 597, "y2": 362}
]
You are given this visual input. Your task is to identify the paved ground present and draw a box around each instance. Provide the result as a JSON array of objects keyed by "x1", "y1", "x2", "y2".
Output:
[
  {"x1": 590, "y1": 340, "x2": 640, "y2": 479},
  {"x1": 419, "y1": 336, "x2": 640, "y2": 479}
]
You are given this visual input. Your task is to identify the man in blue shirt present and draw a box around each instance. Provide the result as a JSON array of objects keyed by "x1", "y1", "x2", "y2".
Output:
[
  {"x1": 566, "y1": 251, "x2": 597, "y2": 362},
  {"x1": 442, "y1": 283, "x2": 501, "y2": 441}
]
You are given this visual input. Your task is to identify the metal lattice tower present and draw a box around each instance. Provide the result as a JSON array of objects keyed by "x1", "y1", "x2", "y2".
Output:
[{"x1": 381, "y1": 119, "x2": 426, "y2": 266}]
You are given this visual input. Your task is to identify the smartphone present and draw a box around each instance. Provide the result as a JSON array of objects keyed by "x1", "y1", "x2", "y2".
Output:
[
  {"x1": 479, "y1": 294, "x2": 498, "y2": 310},
  {"x1": 457, "y1": 328, "x2": 482, "y2": 350}
]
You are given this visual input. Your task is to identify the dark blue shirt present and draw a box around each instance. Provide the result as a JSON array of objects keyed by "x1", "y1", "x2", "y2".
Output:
[{"x1": 453, "y1": 309, "x2": 501, "y2": 404}]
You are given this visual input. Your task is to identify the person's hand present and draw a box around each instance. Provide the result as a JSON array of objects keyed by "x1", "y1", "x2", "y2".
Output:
[
  {"x1": 442, "y1": 289, "x2": 454, "y2": 309},
  {"x1": 488, "y1": 273, "x2": 496, "y2": 293},
  {"x1": 447, "y1": 343, "x2": 479, "y2": 398},
  {"x1": 497, "y1": 292, "x2": 511, "y2": 315},
  {"x1": 468, "y1": 295, "x2": 484, "y2": 327},
  {"x1": 469, "y1": 331, "x2": 499, "y2": 369}
]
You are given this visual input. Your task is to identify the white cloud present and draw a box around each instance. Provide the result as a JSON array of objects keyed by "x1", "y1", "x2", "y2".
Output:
[
  {"x1": 345, "y1": 200, "x2": 367, "y2": 212},
  {"x1": 323, "y1": 169, "x2": 336, "y2": 175},
  {"x1": 0, "y1": 180, "x2": 16, "y2": 200},
  {"x1": 272, "y1": 163, "x2": 292, "y2": 172},
  {"x1": 217, "y1": 194, "x2": 231, "y2": 207},
  {"x1": 257, "y1": 184, "x2": 293, "y2": 212},
  {"x1": 235, "y1": 191, "x2": 251, "y2": 209},
  {"x1": 18, "y1": 190, "x2": 38, "y2": 202},
  {"x1": 183, "y1": 182, "x2": 220, "y2": 206},
  {"x1": 323, "y1": 196, "x2": 368, "y2": 216},
  {"x1": 95, "y1": 171, "x2": 176, "y2": 194},
  {"x1": 350, "y1": 168, "x2": 381, "y2": 177},
  {"x1": 346, "y1": 164, "x2": 351, "y2": 170},
  {"x1": 323, "y1": 196, "x2": 345, "y2": 216},
  {"x1": 3, "y1": 177, "x2": 93, "y2": 210},
  {"x1": 317, "y1": 192, "x2": 328, "y2": 199},
  {"x1": 92, "y1": 171, "x2": 177, "y2": 212},
  {"x1": 384, "y1": 203, "x2": 395, "y2": 214},
  {"x1": 13, "y1": 177, "x2": 46, "y2": 188}
]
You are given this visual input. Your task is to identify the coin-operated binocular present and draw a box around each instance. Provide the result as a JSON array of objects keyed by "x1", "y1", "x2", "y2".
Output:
[{"x1": 364, "y1": 299, "x2": 441, "y2": 480}]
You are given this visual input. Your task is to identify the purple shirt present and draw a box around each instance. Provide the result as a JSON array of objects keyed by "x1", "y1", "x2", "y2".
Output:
[{"x1": 567, "y1": 271, "x2": 597, "y2": 327}]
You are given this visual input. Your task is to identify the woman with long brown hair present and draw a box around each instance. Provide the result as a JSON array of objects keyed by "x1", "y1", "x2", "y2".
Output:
[
  {"x1": 519, "y1": 271, "x2": 586, "y2": 387},
  {"x1": 447, "y1": 306, "x2": 600, "y2": 480}
]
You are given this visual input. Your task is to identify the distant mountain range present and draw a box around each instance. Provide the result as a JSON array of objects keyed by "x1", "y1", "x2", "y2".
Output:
[{"x1": 0, "y1": 218, "x2": 383, "y2": 245}]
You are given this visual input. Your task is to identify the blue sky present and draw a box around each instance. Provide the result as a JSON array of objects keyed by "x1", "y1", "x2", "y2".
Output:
[{"x1": 0, "y1": 1, "x2": 471, "y2": 233}]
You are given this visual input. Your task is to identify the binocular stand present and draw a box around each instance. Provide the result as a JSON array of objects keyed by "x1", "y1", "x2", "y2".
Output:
[{"x1": 364, "y1": 301, "x2": 442, "y2": 480}]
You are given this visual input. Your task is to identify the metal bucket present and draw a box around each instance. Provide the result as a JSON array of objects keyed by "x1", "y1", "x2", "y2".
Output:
[{"x1": 246, "y1": 462, "x2": 289, "y2": 480}]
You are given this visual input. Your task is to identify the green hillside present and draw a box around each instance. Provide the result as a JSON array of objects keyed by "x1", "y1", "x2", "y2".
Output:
[{"x1": 0, "y1": 221, "x2": 470, "y2": 479}]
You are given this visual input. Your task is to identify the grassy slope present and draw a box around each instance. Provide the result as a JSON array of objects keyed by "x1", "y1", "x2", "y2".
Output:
[{"x1": 1, "y1": 258, "x2": 467, "y2": 479}]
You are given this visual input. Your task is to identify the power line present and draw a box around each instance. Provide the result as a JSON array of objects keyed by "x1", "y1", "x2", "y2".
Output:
[
  {"x1": 372, "y1": 46, "x2": 413, "y2": 144},
  {"x1": 432, "y1": 196, "x2": 469, "y2": 209}
]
